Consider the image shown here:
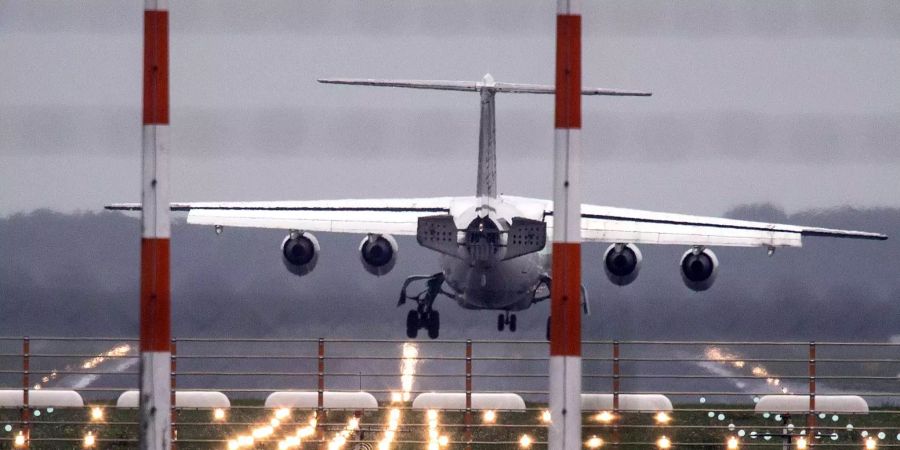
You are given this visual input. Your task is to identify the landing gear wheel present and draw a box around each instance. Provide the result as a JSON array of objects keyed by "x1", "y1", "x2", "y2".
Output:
[
  {"x1": 497, "y1": 313, "x2": 506, "y2": 332},
  {"x1": 406, "y1": 310, "x2": 419, "y2": 339},
  {"x1": 426, "y1": 310, "x2": 440, "y2": 339},
  {"x1": 546, "y1": 316, "x2": 551, "y2": 341},
  {"x1": 509, "y1": 314, "x2": 517, "y2": 332}
]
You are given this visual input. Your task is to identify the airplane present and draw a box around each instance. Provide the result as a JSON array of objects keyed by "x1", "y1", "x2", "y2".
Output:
[{"x1": 107, "y1": 74, "x2": 888, "y2": 340}]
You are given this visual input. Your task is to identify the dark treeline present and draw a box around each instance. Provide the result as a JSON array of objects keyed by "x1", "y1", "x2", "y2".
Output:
[{"x1": 1, "y1": 206, "x2": 897, "y2": 342}]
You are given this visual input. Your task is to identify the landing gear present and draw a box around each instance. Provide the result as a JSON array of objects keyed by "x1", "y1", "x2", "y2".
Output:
[
  {"x1": 399, "y1": 273, "x2": 454, "y2": 340},
  {"x1": 497, "y1": 312, "x2": 517, "y2": 333}
]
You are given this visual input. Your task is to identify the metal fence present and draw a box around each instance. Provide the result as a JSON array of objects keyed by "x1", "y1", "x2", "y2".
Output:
[{"x1": 0, "y1": 337, "x2": 898, "y2": 448}]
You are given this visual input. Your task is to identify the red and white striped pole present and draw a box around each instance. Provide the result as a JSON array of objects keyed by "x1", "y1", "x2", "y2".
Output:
[
  {"x1": 140, "y1": 1, "x2": 172, "y2": 449},
  {"x1": 549, "y1": 1, "x2": 582, "y2": 450}
]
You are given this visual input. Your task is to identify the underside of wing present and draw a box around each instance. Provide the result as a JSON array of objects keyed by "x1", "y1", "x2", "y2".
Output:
[
  {"x1": 106, "y1": 198, "x2": 456, "y2": 235},
  {"x1": 573, "y1": 204, "x2": 887, "y2": 248}
]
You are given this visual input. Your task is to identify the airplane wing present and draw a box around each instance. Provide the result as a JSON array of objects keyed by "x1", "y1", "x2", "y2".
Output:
[
  {"x1": 105, "y1": 198, "x2": 455, "y2": 236},
  {"x1": 567, "y1": 203, "x2": 887, "y2": 248}
]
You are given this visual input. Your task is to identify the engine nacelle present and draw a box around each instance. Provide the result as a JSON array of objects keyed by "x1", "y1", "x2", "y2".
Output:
[
  {"x1": 603, "y1": 243, "x2": 642, "y2": 286},
  {"x1": 680, "y1": 247, "x2": 719, "y2": 291},
  {"x1": 281, "y1": 231, "x2": 320, "y2": 277},
  {"x1": 359, "y1": 234, "x2": 398, "y2": 276}
]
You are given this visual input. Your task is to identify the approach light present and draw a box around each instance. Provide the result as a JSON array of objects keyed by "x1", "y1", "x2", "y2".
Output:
[
  {"x1": 439, "y1": 435, "x2": 449, "y2": 447},
  {"x1": 275, "y1": 408, "x2": 291, "y2": 420},
  {"x1": 227, "y1": 439, "x2": 239, "y2": 450},
  {"x1": 586, "y1": 436, "x2": 604, "y2": 448},
  {"x1": 482, "y1": 410, "x2": 497, "y2": 423},
  {"x1": 541, "y1": 410, "x2": 552, "y2": 423},
  {"x1": 14, "y1": 432, "x2": 25, "y2": 447},
  {"x1": 213, "y1": 408, "x2": 226, "y2": 421},
  {"x1": 654, "y1": 412, "x2": 671, "y2": 424},
  {"x1": 83, "y1": 431, "x2": 96, "y2": 448},
  {"x1": 865, "y1": 437, "x2": 877, "y2": 449},
  {"x1": 90, "y1": 406, "x2": 104, "y2": 421},
  {"x1": 519, "y1": 434, "x2": 533, "y2": 448},
  {"x1": 796, "y1": 436, "x2": 808, "y2": 449},
  {"x1": 656, "y1": 436, "x2": 671, "y2": 449},
  {"x1": 595, "y1": 411, "x2": 615, "y2": 423},
  {"x1": 727, "y1": 436, "x2": 739, "y2": 449}
]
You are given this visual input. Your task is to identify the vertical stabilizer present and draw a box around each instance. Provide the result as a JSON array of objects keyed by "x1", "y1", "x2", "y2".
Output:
[{"x1": 476, "y1": 74, "x2": 498, "y2": 215}]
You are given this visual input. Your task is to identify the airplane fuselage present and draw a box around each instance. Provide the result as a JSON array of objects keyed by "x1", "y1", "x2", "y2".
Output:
[{"x1": 436, "y1": 196, "x2": 551, "y2": 311}]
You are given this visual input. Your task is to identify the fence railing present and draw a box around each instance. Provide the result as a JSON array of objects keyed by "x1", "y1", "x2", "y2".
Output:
[{"x1": 0, "y1": 337, "x2": 898, "y2": 448}]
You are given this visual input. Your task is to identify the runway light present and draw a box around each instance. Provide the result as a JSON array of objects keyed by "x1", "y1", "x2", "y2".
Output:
[
  {"x1": 796, "y1": 436, "x2": 808, "y2": 449},
  {"x1": 90, "y1": 406, "x2": 104, "y2": 421},
  {"x1": 586, "y1": 436, "x2": 604, "y2": 448},
  {"x1": 213, "y1": 408, "x2": 226, "y2": 421},
  {"x1": 654, "y1": 412, "x2": 672, "y2": 424},
  {"x1": 727, "y1": 436, "x2": 739, "y2": 449},
  {"x1": 656, "y1": 435, "x2": 671, "y2": 449},
  {"x1": 865, "y1": 437, "x2": 878, "y2": 449},
  {"x1": 14, "y1": 432, "x2": 25, "y2": 447},
  {"x1": 519, "y1": 434, "x2": 533, "y2": 448},
  {"x1": 482, "y1": 410, "x2": 497, "y2": 423},
  {"x1": 541, "y1": 410, "x2": 552, "y2": 423},
  {"x1": 595, "y1": 411, "x2": 615, "y2": 423},
  {"x1": 83, "y1": 431, "x2": 96, "y2": 448}
]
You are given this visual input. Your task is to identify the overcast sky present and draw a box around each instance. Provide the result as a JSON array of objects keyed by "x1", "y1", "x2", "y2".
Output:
[{"x1": 1, "y1": 1, "x2": 899, "y2": 216}]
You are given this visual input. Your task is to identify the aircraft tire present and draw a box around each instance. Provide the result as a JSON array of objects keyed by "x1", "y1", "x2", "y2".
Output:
[
  {"x1": 497, "y1": 314, "x2": 505, "y2": 332},
  {"x1": 509, "y1": 314, "x2": 517, "y2": 332},
  {"x1": 546, "y1": 316, "x2": 551, "y2": 341},
  {"x1": 406, "y1": 310, "x2": 419, "y2": 339},
  {"x1": 427, "y1": 311, "x2": 440, "y2": 339}
]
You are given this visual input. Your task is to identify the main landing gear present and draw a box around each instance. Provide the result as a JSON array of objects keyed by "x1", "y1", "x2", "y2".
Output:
[
  {"x1": 399, "y1": 273, "x2": 454, "y2": 340},
  {"x1": 497, "y1": 311, "x2": 517, "y2": 332}
]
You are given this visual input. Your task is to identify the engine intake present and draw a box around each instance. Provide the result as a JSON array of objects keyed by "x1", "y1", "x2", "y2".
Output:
[
  {"x1": 281, "y1": 231, "x2": 320, "y2": 277},
  {"x1": 359, "y1": 234, "x2": 398, "y2": 276},
  {"x1": 603, "y1": 243, "x2": 642, "y2": 286},
  {"x1": 680, "y1": 247, "x2": 718, "y2": 291}
]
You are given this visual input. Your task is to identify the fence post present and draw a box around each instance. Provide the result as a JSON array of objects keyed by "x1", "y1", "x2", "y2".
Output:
[
  {"x1": 807, "y1": 342, "x2": 816, "y2": 447},
  {"x1": 171, "y1": 339, "x2": 177, "y2": 449},
  {"x1": 318, "y1": 338, "x2": 326, "y2": 449},
  {"x1": 465, "y1": 339, "x2": 473, "y2": 450},
  {"x1": 612, "y1": 341, "x2": 620, "y2": 448},
  {"x1": 22, "y1": 336, "x2": 30, "y2": 448}
]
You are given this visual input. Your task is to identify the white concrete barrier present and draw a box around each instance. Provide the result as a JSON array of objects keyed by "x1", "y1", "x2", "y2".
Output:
[
  {"x1": 412, "y1": 393, "x2": 526, "y2": 411},
  {"x1": 265, "y1": 391, "x2": 378, "y2": 410},
  {"x1": 0, "y1": 390, "x2": 84, "y2": 408}
]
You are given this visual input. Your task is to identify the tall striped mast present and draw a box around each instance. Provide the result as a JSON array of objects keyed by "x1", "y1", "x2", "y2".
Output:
[
  {"x1": 549, "y1": 1, "x2": 583, "y2": 450},
  {"x1": 140, "y1": 1, "x2": 172, "y2": 449}
]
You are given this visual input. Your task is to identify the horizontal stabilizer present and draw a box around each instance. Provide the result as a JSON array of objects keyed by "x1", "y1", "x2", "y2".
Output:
[{"x1": 318, "y1": 76, "x2": 651, "y2": 97}]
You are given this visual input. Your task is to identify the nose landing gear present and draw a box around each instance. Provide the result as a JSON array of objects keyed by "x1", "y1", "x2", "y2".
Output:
[{"x1": 497, "y1": 311, "x2": 517, "y2": 332}]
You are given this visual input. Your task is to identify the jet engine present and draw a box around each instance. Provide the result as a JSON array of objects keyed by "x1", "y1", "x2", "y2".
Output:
[
  {"x1": 679, "y1": 247, "x2": 719, "y2": 291},
  {"x1": 359, "y1": 234, "x2": 398, "y2": 276},
  {"x1": 603, "y1": 243, "x2": 642, "y2": 286},
  {"x1": 281, "y1": 231, "x2": 320, "y2": 277}
]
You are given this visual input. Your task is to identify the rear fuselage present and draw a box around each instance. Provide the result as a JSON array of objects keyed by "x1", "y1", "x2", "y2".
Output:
[{"x1": 437, "y1": 196, "x2": 551, "y2": 311}]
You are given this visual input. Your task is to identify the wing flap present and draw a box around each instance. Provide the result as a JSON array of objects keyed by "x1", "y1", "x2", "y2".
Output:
[
  {"x1": 107, "y1": 198, "x2": 455, "y2": 236},
  {"x1": 500, "y1": 195, "x2": 887, "y2": 248}
]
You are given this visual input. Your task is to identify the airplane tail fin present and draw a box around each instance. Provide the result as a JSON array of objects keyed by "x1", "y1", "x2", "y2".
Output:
[{"x1": 318, "y1": 75, "x2": 651, "y2": 214}]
